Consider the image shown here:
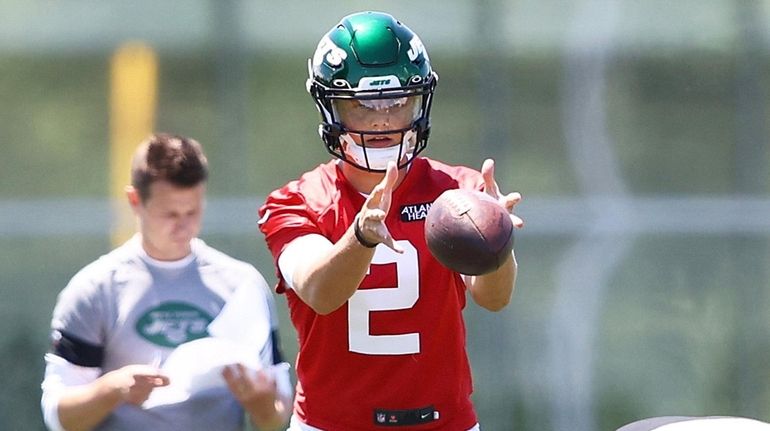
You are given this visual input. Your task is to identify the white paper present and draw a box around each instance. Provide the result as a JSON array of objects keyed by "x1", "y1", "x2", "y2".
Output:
[
  {"x1": 143, "y1": 281, "x2": 271, "y2": 409},
  {"x1": 207, "y1": 278, "x2": 271, "y2": 350},
  {"x1": 143, "y1": 337, "x2": 262, "y2": 408}
]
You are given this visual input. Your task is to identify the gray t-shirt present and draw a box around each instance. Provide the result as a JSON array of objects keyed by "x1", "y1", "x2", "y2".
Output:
[{"x1": 49, "y1": 235, "x2": 282, "y2": 431}]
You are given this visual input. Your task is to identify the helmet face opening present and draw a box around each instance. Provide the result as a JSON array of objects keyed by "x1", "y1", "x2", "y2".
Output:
[
  {"x1": 307, "y1": 11, "x2": 438, "y2": 173},
  {"x1": 332, "y1": 94, "x2": 422, "y2": 134}
]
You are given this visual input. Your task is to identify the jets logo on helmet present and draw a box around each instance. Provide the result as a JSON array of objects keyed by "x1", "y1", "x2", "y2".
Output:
[
  {"x1": 359, "y1": 76, "x2": 400, "y2": 90},
  {"x1": 407, "y1": 36, "x2": 428, "y2": 62},
  {"x1": 306, "y1": 11, "x2": 438, "y2": 173},
  {"x1": 313, "y1": 35, "x2": 347, "y2": 68}
]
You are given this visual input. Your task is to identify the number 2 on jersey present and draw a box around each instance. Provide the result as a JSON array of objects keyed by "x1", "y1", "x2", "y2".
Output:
[{"x1": 348, "y1": 240, "x2": 420, "y2": 355}]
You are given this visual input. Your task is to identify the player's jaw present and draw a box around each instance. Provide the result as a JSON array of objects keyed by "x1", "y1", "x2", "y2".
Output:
[
  {"x1": 140, "y1": 216, "x2": 200, "y2": 261},
  {"x1": 135, "y1": 182, "x2": 205, "y2": 261}
]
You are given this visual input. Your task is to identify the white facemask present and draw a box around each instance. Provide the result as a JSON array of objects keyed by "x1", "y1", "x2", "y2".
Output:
[{"x1": 340, "y1": 131, "x2": 416, "y2": 170}]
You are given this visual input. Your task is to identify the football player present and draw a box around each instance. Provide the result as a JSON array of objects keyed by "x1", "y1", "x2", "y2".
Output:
[
  {"x1": 258, "y1": 11, "x2": 523, "y2": 430},
  {"x1": 41, "y1": 134, "x2": 292, "y2": 431}
]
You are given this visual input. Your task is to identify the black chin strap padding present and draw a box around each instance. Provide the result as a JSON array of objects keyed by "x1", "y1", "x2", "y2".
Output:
[
  {"x1": 324, "y1": 123, "x2": 344, "y2": 138},
  {"x1": 413, "y1": 118, "x2": 430, "y2": 140},
  {"x1": 321, "y1": 123, "x2": 346, "y2": 152}
]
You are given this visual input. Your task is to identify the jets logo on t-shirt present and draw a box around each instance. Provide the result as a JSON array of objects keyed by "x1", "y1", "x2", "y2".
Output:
[{"x1": 135, "y1": 302, "x2": 214, "y2": 347}]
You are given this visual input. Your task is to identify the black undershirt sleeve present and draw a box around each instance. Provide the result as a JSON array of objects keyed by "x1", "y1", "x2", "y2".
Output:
[
  {"x1": 50, "y1": 329, "x2": 104, "y2": 368},
  {"x1": 270, "y1": 329, "x2": 285, "y2": 365}
]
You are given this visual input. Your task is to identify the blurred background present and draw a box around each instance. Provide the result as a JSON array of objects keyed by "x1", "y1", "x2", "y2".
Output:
[{"x1": 2, "y1": 0, "x2": 770, "y2": 430}]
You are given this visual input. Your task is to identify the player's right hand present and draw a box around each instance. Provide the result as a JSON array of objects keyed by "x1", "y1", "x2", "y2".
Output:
[
  {"x1": 356, "y1": 161, "x2": 404, "y2": 253},
  {"x1": 103, "y1": 364, "x2": 169, "y2": 405}
]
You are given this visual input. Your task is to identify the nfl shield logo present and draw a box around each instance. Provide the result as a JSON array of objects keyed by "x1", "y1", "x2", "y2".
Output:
[{"x1": 376, "y1": 413, "x2": 386, "y2": 423}]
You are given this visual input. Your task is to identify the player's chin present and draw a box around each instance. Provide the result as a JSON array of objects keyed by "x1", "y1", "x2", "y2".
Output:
[{"x1": 169, "y1": 236, "x2": 194, "y2": 250}]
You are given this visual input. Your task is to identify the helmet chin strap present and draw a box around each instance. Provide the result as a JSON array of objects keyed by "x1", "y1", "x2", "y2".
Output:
[{"x1": 340, "y1": 130, "x2": 417, "y2": 171}]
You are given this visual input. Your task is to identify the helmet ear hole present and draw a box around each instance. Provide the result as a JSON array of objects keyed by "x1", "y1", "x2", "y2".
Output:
[
  {"x1": 409, "y1": 75, "x2": 423, "y2": 84},
  {"x1": 332, "y1": 79, "x2": 349, "y2": 88}
]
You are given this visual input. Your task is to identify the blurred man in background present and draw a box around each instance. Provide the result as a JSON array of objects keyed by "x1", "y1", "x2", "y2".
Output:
[
  {"x1": 258, "y1": 11, "x2": 523, "y2": 430},
  {"x1": 41, "y1": 133, "x2": 292, "y2": 431}
]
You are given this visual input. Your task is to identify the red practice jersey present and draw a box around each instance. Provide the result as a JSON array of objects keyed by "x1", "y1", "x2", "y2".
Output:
[{"x1": 259, "y1": 157, "x2": 485, "y2": 431}]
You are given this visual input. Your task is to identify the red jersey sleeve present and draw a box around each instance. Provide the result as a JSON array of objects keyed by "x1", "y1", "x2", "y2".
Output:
[
  {"x1": 259, "y1": 183, "x2": 319, "y2": 254},
  {"x1": 258, "y1": 162, "x2": 346, "y2": 293}
]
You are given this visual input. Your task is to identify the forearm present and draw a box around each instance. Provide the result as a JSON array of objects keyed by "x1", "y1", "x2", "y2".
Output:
[
  {"x1": 468, "y1": 251, "x2": 517, "y2": 311},
  {"x1": 56, "y1": 379, "x2": 124, "y2": 431},
  {"x1": 293, "y1": 227, "x2": 376, "y2": 314}
]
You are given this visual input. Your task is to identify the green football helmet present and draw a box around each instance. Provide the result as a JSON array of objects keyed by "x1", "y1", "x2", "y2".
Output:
[{"x1": 307, "y1": 11, "x2": 438, "y2": 172}]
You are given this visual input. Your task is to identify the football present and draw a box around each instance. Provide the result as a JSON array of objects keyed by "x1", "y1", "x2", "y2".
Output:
[{"x1": 424, "y1": 189, "x2": 514, "y2": 275}]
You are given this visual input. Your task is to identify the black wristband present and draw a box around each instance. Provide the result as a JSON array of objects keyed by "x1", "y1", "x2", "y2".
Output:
[{"x1": 353, "y1": 215, "x2": 378, "y2": 248}]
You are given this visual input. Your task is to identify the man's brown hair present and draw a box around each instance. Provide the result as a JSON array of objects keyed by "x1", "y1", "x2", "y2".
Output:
[{"x1": 131, "y1": 133, "x2": 209, "y2": 202}]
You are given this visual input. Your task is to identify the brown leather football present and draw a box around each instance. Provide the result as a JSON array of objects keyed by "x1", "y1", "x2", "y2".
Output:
[{"x1": 424, "y1": 189, "x2": 514, "y2": 275}]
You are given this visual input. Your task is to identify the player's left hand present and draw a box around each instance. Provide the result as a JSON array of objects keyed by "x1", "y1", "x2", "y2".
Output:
[
  {"x1": 222, "y1": 363, "x2": 277, "y2": 412},
  {"x1": 481, "y1": 158, "x2": 524, "y2": 228}
]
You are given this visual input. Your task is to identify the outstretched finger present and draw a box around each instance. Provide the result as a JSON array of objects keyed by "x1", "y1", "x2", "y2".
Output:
[
  {"x1": 136, "y1": 373, "x2": 170, "y2": 387},
  {"x1": 501, "y1": 192, "x2": 523, "y2": 212},
  {"x1": 481, "y1": 158, "x2": 500, "y2": 198},
  {"x1": 378, "y1": 161, "x2": 399, "y2": 212},
  {"x1": 131, "y1": 366, "x2": 170, "y2": 387},
  {"x1": 377, "y1": 226, "x2": 404, "y2": 254},
  {"x1": 502, "y1": 192, "x2": 524, "y2": 228},
  {"x1": 364, "y1": 162, "x2": 397, "y2": 210}
]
